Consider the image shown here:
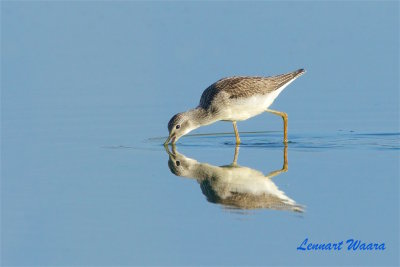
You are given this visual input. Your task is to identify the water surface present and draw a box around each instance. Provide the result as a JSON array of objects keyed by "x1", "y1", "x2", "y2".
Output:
[{"x1": 2, "y1": 1, "x2": 399, "y2": 266}]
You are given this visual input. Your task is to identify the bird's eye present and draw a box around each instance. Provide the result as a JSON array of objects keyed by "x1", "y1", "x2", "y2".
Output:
[
  {"x1": 176, "y1": 125, "x2": 180, "y2": 129},
  {"x1": 176, "y1": 161, "x2": 180, "y2": 166}
]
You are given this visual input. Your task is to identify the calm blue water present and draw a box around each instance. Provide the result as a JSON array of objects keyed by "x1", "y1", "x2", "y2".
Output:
[{"x1": 2, "y1": 2, "x2": 399, "y2": 266}]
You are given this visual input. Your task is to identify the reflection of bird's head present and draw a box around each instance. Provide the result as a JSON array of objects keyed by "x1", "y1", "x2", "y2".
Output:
[{"x1": 165, "y1": 145, "x2": 197, "y2": 177}]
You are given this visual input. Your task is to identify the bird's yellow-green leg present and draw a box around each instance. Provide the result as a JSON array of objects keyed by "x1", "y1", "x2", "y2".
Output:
[
  {"x1": 232, "y1": 121, "x2": 241, "y2": 145},
  {"x1": 266, "y1": 109, "x2": 288, "y2": 143}
]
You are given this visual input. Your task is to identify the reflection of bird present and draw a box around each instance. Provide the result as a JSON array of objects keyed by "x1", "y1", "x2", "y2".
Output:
[
  {"x1": 165, "y1": 69, "x2": 306, "y2": 145},
  {"x1": 165, "y1": 145, "x2": 304, "y2": 212}
]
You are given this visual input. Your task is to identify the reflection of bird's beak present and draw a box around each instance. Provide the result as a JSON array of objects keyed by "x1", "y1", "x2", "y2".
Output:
[{"x1": 164, "y1": 142, "x2": 177, "y2": 158}]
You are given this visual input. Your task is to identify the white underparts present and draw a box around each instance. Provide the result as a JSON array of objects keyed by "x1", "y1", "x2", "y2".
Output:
[{"x1": 222, "y1": 78, "x2": 295, "y2": 121}]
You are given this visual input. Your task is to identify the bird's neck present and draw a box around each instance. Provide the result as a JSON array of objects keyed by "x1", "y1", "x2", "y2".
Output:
[{"x1": 186, "y1": 107, "x2": 217, "y2": 128}]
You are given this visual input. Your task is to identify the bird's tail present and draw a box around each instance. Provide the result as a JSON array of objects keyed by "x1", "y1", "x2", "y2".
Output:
[
  {"x1": 293, "y1": 68, "x2": 306, "y2": 78},
  {"x1": 269, "y1": 68, "x2": 306, "y2": 88}
]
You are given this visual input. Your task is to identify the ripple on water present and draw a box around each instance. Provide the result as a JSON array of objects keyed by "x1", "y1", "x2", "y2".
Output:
[
  {"x1": 143, "y1": 131, "x2": 400, "y2": 151},
  {"x1": 104, "y1": 132, "x2": 400, "y2": 151}
]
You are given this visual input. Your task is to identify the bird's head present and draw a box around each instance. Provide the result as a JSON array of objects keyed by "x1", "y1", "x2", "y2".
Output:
[{"x1": 164, "y1": 112, "x2": 196, "y2": 144}]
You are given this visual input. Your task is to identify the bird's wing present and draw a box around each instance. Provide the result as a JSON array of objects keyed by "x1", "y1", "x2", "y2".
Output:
[
  {"x1": 264, "y1": 68, "x2": 305, "y2": 93},
  {"x1": 199, "y1": 69, "x2": 305, "y2": 108}
]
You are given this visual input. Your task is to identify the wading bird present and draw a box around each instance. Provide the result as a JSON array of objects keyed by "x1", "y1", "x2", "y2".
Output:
[{"x1": 165, "y1": 69, "x2": 305, "y2": 144}]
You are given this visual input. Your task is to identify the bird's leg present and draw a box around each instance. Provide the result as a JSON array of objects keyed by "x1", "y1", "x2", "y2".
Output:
[
  {"x1": 266, "y1": 109, "x2": 288, "y2": 143},
  {"x1": 232, "y1": 121, "x2": 241, "y2": 144},
  {"x1": 265, "y1": 144, "x2": 288, "y2": 179}
]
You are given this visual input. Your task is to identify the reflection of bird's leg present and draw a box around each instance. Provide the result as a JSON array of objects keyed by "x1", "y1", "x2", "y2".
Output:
[
  {"x1": 232, "y1": 121, "x2": 241, "y2": 144},
  {"x1": 266, "y1": 109, "x2": 288, "y2": 143},
  {"x1": 232, "y1": 144, "x2": 240, "y2": 166},
  {"x1": 283, "y1": 144, "x2": 288, "y2": 171},
  {"x1": 266, "y1": 144, "x2": 288, "y2": 179}
]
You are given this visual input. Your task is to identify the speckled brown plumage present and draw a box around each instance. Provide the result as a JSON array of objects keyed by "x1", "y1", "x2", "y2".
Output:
[
  {"x1": 202, "y1": 189, "x2": 304, "y2": 212},
  {"x1": 199, "y1": 69, "x2": 305, "y2": 109}
]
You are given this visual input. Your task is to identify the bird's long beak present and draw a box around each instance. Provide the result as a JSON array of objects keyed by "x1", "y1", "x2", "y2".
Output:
[
  {"x1": 164, "y1": 133, "x2": 176, "y2": 145},
  {"x1": 164, "y1": 135, "x2": 171, "y2": 145}
]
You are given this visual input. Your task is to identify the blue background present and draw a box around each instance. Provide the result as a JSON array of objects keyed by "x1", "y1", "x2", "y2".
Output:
[{"x1": 2, "y1": 1, "x2": 399, "y2": 266}]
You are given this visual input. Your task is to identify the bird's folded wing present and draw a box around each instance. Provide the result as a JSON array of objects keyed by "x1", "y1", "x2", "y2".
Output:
[{"x1": 199, "y1": 69, "x2": 305, "y2": 108}]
